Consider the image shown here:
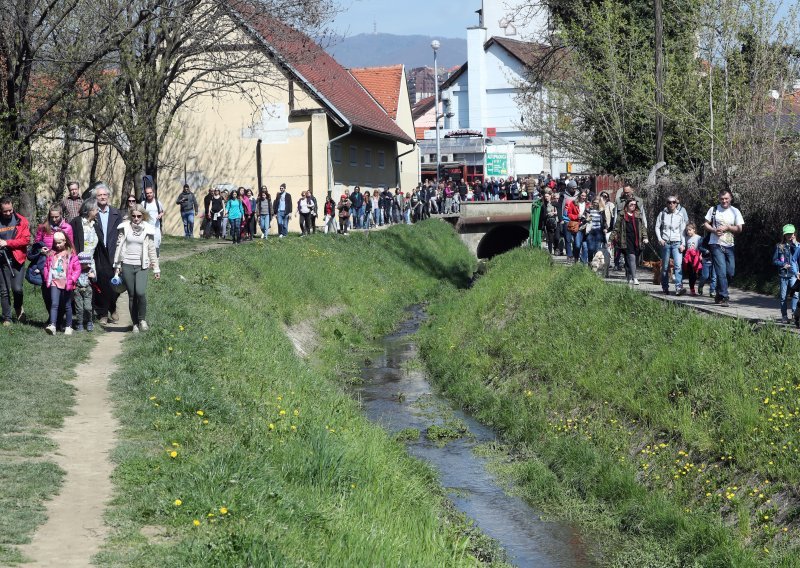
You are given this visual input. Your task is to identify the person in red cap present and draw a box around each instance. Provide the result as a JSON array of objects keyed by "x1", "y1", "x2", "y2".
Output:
[{"x1": 337, "y1": 193, "x2": 351, "y2": 235}]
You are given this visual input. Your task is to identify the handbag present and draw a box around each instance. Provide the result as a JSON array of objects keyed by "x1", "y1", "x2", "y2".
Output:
[{"x1": 566, "y1": 220, "x2": 580, "y2": 234}]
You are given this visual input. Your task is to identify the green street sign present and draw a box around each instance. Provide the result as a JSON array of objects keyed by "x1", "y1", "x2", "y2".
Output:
[{"x1": 486, "y1": 153, "x2": 508, "y2": 177}]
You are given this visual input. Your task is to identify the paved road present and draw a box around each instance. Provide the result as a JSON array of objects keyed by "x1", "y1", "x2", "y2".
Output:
[{"x1": 551, "y1": 254, "x2": 789, "y2": 328}]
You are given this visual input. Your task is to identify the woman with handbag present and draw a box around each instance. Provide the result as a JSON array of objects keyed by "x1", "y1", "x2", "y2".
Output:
[{"x1": 565, "y1": 191, "x2": 588, "y2": 263}]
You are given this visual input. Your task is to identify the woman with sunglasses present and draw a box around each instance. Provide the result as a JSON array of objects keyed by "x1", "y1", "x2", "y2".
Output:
[{"x1": 112, "y1": 204, "x2": 160, "y2": 332}]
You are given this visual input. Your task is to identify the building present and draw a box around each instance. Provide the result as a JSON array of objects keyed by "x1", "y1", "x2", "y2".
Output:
[
  {"x1": 417, "y1": 0, "x2": 579, "y2": 183},
  {"x1": 62, "y1": 0, "x2": 416, "y2": 236}
]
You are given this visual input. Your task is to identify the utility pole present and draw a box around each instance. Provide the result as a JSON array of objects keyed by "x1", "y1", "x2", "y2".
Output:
[
  {"x1": 432, "y1": 40, "x2": 441, "y2": 186},
  {"x1": 654, "y1": 0, "x2": 665, "y2": 164}
]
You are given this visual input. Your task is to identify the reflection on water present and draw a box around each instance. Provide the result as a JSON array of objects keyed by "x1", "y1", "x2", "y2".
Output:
[{"x1": 356, "y1": 306, "x2": 594, "y2": 568}]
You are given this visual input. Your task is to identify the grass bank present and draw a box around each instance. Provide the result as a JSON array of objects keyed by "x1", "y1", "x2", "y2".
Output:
[
  {"x1": 98, "y1": 221, "x2": 489, "y2": 566},
  {"x1": 0, "y1": 281, "x2": 95, "y2": 564},
  {"x1": 419, "y1": 248, "x2": 800, "y2": 567}
]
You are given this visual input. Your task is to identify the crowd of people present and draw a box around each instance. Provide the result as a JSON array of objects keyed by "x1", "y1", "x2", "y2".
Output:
[
  {"x1": 15, "y1": 170, "x2": 800, "y2": 333},
  {"x1": 0, "y1": 181, "x2": 160, "y2": 334},
  {"x1": 539, "y1": 183, "x2": 745, "y2": 310}
]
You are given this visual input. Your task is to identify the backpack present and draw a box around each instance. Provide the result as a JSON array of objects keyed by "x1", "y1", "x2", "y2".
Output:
[{"x1": 25, "y1": 242, "x2": 46, "y2": 286}]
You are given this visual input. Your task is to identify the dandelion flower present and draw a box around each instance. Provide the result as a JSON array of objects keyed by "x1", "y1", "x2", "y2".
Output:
[
  {"x1": 172, "y1": 442, "x2": 180, "y2": 447},
  {"x1": 279, "y1": 410, "x2": 286, "y2": 416},
  {"x1": 293, "y1": 409, "x2": 299, "y2": 416},
  {"x1": 219, "y1": 507, "x2": 228, "y2": 515},
  {"x1": 202, "y1": 419, "x2": 209, "y2": 425},
  {"x1": 268, "y1": 423, "x2": 275, "y2": 430},
  {"x1": 170, "y1": 451, "x2": 178, "y2": 458},
  {"x1": 149, "y1": 396, "x2": 156, "y2": 400},
  {"x1": 168, "y1": 346, "x2": 173, "y2": 352},
  {"x1": 179, "y1": 325, "x2": 185, "y2": 331},
  {"x1": 196, "y1": 410, "x2": 204, "y2": 416},
  {"x1": 175, "y1": 396, "x2": 181, "y2": 401},
  {"x1": 174, "y1": 499, "x2": 182, "y2": 506},
  {"x1": 193, "y1": 519, "x2": 200, "y2": 527},
  {"x1": 291, "y1": 425, "x2": 297, "y2": 432}
]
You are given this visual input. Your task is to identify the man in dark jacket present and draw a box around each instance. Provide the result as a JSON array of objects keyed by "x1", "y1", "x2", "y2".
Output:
[
  {"x1": 349, "y1": 187, "x2": 364, "y2": 229},
  {"x1": 175, "y1": 184, "x2": 199, "y2": 238},
  {"x1": 93, "y1": 184, "x2": 123, "y2": 324},
  {"x1": 272, "y1": 183, "x2": 292, "y2": 237}
]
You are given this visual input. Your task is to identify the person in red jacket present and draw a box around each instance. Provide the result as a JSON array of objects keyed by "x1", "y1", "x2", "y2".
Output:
[{"x1": 0, "y1": 196, "x2": 31, "y2": 325}]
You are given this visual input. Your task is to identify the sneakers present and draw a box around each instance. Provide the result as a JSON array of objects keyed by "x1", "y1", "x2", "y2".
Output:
[
  {"x1": 782, "y1": 317, "x2": 790, "y2": 324},
  {"x1": 676, "y1": 288, "x2": 686, "y2": 297},
  {"x1": 689, "y1": 288, "x2": 697, "y2": 296},
  {"x1": 64, "y1": 327, "x2": 73, "y2": 336},
  {"x1": 138, "y1": 320, "x2": 149, "y2": 332},
  {"x1": 15, "y1": 308, "x2": 26, "y2": 323},
  {"x1": 108, "y1": 311, "x2": 119, "y2": 324},
  {"x1": 75, "y1": 324, "x2": 85, "y2": 332},
  {"x1": 131, "y1": 324, "x2": 139, "y2": 333},
  {"x1": 697, "y1": 285, "x2": 703, "y2": 296},
  {"x1": 2, "y1": 320, "x2": 11, "y2": 327},
  {"x1": 86, "y1": 321, "x2": 94, "y2": 332},
  {"x1": 45, "y1": 324, "x2": 56, "y2": 335},
  {"x1": 633, "y1": 279, "x2": 640, "y2": 286}
]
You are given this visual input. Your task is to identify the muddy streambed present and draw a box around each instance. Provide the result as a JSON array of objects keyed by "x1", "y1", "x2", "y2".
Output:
[{"x1": 356, "y1": 305, "x2": 593, "y2": 568}]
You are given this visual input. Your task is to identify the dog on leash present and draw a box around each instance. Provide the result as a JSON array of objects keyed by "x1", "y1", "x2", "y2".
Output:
[{"x1": 644, "y1": 259, "x2": 674, "y2": 286}]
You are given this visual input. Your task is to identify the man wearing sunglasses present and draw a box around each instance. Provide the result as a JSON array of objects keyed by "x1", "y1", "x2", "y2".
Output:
[{"x1": 655, "y1": 195, "x2": 689, "y2": 295}]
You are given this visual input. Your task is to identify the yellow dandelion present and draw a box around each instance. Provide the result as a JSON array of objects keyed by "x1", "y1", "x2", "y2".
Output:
[
  {"x1": 170, "y1": 451, "x2": 178, "y2": 458},
  {"x1": 196, "y1": 410, "x2": 204, "y2": 416},
  {"x1": 193, "y1": 519, "x2": 200, "y2": 527},
  {"x1": 203, "y1": 335, "x2": 208, "y2": 340},
  {"x1": 179, "y1": 325, "x2": 185, "y2": 331},
  {"x1": 174, "y1": 499, "x2": 182, "y2": 506},
  {"x1": 149, "y1": 396, "x2": 156, "y2": 400},
  {"x1": 175, "y1": 396, "x2": 181, "y2": 401},
  {"x1": 202, "y1": 419, "x2": 209, "y2": 425},
  {"x1": 219, "y1": 507, "x2": 228, "y2": 515},
  {"x1": 268, "y1": 423, "x2": 275, "y2": 430},
  {"x1": 291, "y1": 425, "x2": 297, "y2": 432},
  {"x1": 279, "y1": 410, "x2": 286, "y2": 416},
  {"x1": 293, "y1": 409, "x2": 299, "y2": 416},
  {"x1": 168, "y1": 346, "x2": 173, "y2": 352},
  {"x1": 171, "y1": 442, "x2": 180, "y2": 447}
]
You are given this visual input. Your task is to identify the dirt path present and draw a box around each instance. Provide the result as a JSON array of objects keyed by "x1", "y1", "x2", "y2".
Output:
[{"x1": 17, "y1": 301, "x2": 131, "y2": 567}]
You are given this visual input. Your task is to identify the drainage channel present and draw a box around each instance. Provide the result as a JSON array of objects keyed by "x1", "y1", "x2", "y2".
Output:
[{"x1": 356, "y1": 305, "x2": 594, "y2": 567}]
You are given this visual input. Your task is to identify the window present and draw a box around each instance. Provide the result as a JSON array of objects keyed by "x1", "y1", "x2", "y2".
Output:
[
  {"x1": 378, "y1": 151, "x2": 386, "y2": 169},
  {"x1": 332, "y1": 143, "x2": 342, "y2": 164},
  {"x1": 364, "y1": 148, "x2": 372, "y2": 168},
  {"x1": 429, "y1": 154, "x2": 436, "y2": 162},
  {"x1": 349, "y1": 145, "x2": 358, "y2": 166}
]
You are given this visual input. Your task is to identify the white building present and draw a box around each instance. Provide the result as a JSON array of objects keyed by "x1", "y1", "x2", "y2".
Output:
[{"x1": 419, "y1": 0, "x2": 577, "y2": 182}]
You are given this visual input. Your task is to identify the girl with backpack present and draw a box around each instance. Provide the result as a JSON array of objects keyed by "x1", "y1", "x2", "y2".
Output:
[
  {"x1": 774, "y1": 224, "x2": 798, "y2": 324},
  {"x1": 43, "y1": 230, "x2": 80, "y2": 335}
]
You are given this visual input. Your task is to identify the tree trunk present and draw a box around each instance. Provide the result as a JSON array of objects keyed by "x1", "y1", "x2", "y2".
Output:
[
  {"x1": 54, "y1": 126, "x2": 75, "y2": 203},
  {"x1": 89, "y1": 133, "x2": 101, "y2": 187}
]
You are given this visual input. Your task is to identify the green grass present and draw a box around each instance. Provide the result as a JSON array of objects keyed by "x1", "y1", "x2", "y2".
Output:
[
  {"x1": 0, "y1": 280, "x2": 95, "y2": 564},
  {"x1": 418, "y1": 248, "x2": 800, "y2": 566},
  {"x1": 98, "y1": 221, "x2": 488, "y2": 566}
]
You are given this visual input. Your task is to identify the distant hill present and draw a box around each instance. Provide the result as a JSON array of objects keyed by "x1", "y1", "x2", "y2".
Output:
[{"x1": 326, "y1": 33, "x2": 467, "y2": 70}]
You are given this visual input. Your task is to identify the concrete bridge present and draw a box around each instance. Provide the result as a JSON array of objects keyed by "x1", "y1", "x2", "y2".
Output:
[{"x1": 440, "y1": 201, "x2": 536, "y2": 259}]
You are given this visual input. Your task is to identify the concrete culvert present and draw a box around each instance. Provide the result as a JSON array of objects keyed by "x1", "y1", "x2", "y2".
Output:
[{"x1": 476, "y1": 224, "x2": 530, "y2": 259}]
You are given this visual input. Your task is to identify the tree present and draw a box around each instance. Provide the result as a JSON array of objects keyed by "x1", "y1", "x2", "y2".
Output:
[
  {"x1": 0, "y1": 0, "x2": 158, "y2": 215},
  {"x1": 79, "y1": 0, "x2": 335, "y2": 203}
]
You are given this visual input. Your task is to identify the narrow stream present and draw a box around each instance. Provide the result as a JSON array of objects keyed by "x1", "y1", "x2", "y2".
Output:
[{"x1": 356, "y1": 305, "x2": 593, "y2": 568}]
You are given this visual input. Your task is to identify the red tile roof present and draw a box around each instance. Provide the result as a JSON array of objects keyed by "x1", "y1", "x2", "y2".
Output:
[
  {"x1": 412, "y1": 95, "x2": 436, "y2": 121},
  {"x1": 415, "y1": 126, "x2": 432, "y2": 140},
  {"x1": 486, "y1": 37, "x2": 550, "y2": 68},
  {"x1": 224, "y1": 0, "x2": 413, "y2": 144},
  {"x1": 349, "y1": 65, "x2": 403, "y2": 120}
]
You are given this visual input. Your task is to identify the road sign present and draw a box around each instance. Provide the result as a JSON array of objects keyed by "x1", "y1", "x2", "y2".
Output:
[{"x1": 486, "y1": 153, "x2": 508, "y2": 177}]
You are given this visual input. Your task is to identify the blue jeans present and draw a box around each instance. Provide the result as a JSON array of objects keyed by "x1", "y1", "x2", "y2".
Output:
[
  {"x1": 373, "y1": 208, "x2": 383, "y2": 226},
  {"x1": 661, "y1": 242, "x2": 684, "y2": 291},
  {"x1": 405, "y1": 209, "x2": 411, "y2": 224},
  {"x1": 229, "y1": 218, "x2": 242, "y2": 243},
  {"x1": 564, "y1": 227, "x2": 574, "y2": 259},
  {"x1": 699, "y1": 259, "x2": 716, "y2": 294},
  {"x1": 710, "y1": 244, "x2": 735, "y2": 299},
  {"x1": 574, "y1": 230, "x2": 587, "y2": 263},
  {"x1": 259, "y1": 215, "x2": 270, "y2": 237},
  {"x1": 353, "y1": 206, "x2": 364, "y2": 228},
  {"x1": 277, "y1": 211, "x2": 289, "y2": 236},
  {"x1": 49, "y1": 287, "x2": 73, "y2": 327},
  {"x1": 586, "y1": 230, "x2": 605, "y2": 264},
  {"x1": 779, "y1": 276, "x2": 798, "y2": 318},
  {"x1": 181, "y1": 211, "x2": 194, "y2": 237}
]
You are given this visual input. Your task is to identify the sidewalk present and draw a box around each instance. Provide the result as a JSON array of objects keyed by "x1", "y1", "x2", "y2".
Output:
[{"x1": 551, "y1": 254, "x2": 789, "y2": 328}]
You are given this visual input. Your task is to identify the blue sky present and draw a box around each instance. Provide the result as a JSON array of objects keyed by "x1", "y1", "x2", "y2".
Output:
[{"x1": 331, "y1": 0, "x2": 480, "y2": 39}]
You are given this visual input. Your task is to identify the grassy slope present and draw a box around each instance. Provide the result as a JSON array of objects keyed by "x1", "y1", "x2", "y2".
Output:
[
  {"x1": 419, "y1": 248, "x2": 800, "y2": 567},
  {"x1": 99, "y1": 221, "x2": 485, "y2": 567},
  {"x1": 0, "y1": 281, "x2": 95, "y2": 564}
]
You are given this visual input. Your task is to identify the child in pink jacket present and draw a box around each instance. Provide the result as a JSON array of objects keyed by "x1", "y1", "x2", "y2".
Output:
[{"x1": 42, "y1": 230, "x2": 80, "y2": 335}]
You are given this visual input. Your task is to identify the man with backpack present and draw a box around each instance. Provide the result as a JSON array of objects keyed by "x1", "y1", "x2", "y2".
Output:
[
  {"x1": 142, "y1": 185, "x2": 164, "y2": 256},
  {"x1": 703, "y1": 190, "x2": 744, "y2": 307},
  {"x1": 655, "y1": 195, "x2": 689, "y2": 295}
]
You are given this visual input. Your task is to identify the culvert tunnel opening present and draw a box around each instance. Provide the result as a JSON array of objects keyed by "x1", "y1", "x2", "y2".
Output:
[{"x1": 476, "y1": 224, "x2": 530, "y2": 259}]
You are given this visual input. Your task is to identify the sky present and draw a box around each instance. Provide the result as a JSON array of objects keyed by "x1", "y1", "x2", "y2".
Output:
[{"x1": 331, "y1": 0, "x2": 481, "y2": 39}]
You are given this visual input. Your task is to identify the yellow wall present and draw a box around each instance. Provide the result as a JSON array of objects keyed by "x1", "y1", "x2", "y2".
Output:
[{"x1": 395, "y1": 67, "x2": 420, "y2": 192}]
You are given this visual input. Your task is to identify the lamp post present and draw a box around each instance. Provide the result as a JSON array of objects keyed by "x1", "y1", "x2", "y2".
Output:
[{"x1": 432, "y1": 39, "x2": 441, "y2": 186}]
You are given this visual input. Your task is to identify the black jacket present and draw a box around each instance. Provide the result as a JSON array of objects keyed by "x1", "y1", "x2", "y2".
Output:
[
  {"x1": 93, "y1": 207, "x2": 122, "y2": 276},
  {"x1": 272, "y1": 191, "x2": 293, "y2": 215}
]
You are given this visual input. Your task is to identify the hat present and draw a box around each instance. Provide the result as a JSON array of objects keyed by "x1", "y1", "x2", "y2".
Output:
[
  {"x1": 783, "y1": 224, "x2": 796, "y2": 235},
  {"x1": 78, "y1": 251, "x2": 93, "y2": 265}
]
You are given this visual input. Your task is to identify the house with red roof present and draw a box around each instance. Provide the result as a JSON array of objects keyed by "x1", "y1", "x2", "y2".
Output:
[{"x1": 66, "y1": 0, "x2": 417, "y2": 235}]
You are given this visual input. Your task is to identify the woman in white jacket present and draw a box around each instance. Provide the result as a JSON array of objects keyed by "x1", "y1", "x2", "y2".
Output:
[{"x1": 113, "y1": 204, "x2": 161, "y2": 332}]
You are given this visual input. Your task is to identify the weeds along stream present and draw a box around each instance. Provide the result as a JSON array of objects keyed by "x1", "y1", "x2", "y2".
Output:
[{"x1": 356, "y1": 305, "x2": 593, "y2": 568}]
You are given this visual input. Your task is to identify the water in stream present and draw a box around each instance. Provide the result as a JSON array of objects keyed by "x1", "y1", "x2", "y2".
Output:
[{"x1": 356, "y1": 306, "x2": 593, "y2": 568}]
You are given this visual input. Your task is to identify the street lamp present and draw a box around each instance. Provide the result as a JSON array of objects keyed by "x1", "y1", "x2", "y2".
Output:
[{"x1": 431, "y1": 39, "x2": 441, "y2": 186}]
